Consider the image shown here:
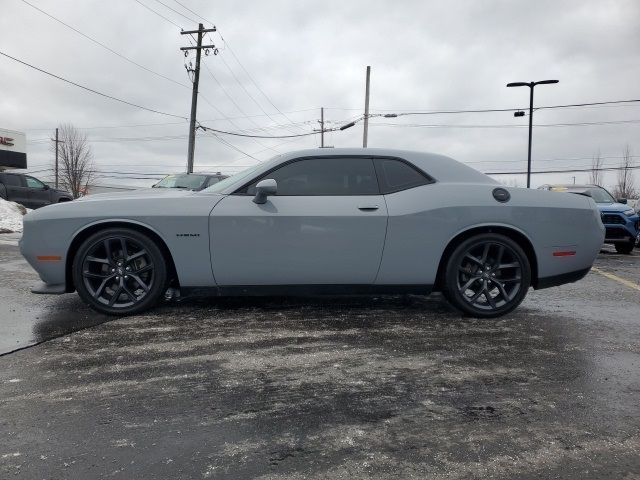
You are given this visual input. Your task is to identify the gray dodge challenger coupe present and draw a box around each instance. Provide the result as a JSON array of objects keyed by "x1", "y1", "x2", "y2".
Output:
[{"x1": 20, "y1": 148, "x2": 605, "y2": 318}]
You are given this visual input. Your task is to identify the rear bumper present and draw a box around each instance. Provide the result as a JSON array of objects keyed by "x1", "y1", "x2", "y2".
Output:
[{"x1": 535, "y1": 267, "x2": 591, "y2": 290}]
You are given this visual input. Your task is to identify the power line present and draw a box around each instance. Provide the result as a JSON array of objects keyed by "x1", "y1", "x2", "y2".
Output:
[
  {"x1": 24, "y1": 109, "x2": 319, "y2": 132},
  {"x1": 217, "y1": 55, "x2": 304, "y2": 134},
  {"x1": 394, "y1": 100, "x2": 640, "y2": 116},
  {"x1": 20, "y1": 0, "x2": 189, "y2": 89},
  {"x1": 165, "y1": 0, "x2": 301, "y2": 129},
  {"x1": 221, "y1": 40, "x2": 302, "y2": 127},
  {"x1": 536, "y1": 99, "x2": 640, "y2": 111},
  {"x1": 132, "y1": 0, "x2": 182, "y2": 28},
  {"x1": 170, "y1": 0, "x2": 214, "y2": 25},
  {"x1": 200, "y1": 129, "x2": 258, "y2": 160},
  {"x1": 370, "y1": 119, "x2": 640, "y2": 129},
  {"x1": 199, "y1": 63, "x2": 285, "y2": 153},
  {"x1": 178, "y1": 24, "x2": 283, "y2": 155},
  {"x1": 150, "y1": 0, "x2": 199, "y2": 23},
  {"x1": 0, "y1": 50, "x2": 188, "y2": 119},
  {"x1": 486, "y1": 164, "x2": 640, "y2": 175},
  {"x1": 323, "y1": 99, "x2": 640, "y2": 116},
  {"x1": 198, "y1": 124, "x2": 325, "y2": 139}
]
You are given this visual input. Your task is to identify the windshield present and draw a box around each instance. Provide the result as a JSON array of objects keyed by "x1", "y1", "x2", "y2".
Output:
[
  {"x1": 203, "y1": 163, "x2": 267, "y2": 194},
  {"x1": 154, "y1": 174, "x2": 207, "y2": 190},
  {"x1": 570, "y1": 187, "x2": 616, "y2": 203}
]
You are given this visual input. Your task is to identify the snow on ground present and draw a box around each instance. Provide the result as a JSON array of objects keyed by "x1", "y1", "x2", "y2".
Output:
[{"x1": 0, "y1": 198, "x2": 29, "y2": 233}]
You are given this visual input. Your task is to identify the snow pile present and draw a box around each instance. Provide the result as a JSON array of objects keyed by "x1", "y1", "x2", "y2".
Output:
[{"x1": 0, "y1": 198, "x2": 29, "y2": 233}]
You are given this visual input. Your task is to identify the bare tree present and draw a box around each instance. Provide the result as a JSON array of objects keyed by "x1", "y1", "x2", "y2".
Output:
[
  {"x1": 589, "y1": 150, "x2": 603, "y2": 186},
  {"x1": 612, "y1": 145, "x2": 636, "y2": 200},
  {"x1": 51, "y1": 124, "x2": 95, "y2": 198}
]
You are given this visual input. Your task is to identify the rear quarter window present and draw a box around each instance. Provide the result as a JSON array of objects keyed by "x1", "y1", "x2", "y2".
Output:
[
  {"x1": 1, "y1": 174, "x2": 23, "y2": 186},
  {"x1": 374, "y1": 158, "x2": 433, "y2": 194}
]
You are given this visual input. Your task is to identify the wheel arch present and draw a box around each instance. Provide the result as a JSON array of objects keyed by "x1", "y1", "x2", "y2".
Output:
[
  {"x1": 65, "y1": 220, "x2": 179, "y2": 292},
  {"x1": 434, "y1": 224, "x2": 539, "y2": 290}
]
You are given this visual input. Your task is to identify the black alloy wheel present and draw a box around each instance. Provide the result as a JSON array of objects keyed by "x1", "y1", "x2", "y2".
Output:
[
  {"x1": 73, "y1": 228, "x2": 167, "y2": 315},
  {"x1": 443, "y1": 233, "x2": 531, "y2": 318}
]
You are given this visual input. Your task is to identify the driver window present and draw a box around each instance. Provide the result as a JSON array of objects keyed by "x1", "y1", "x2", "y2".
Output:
[
  {"x1": 246, "y1": 157, "x2": 379, "y2": 196},
  {"x1": 25, "y1": 176, "x2": 45, "y2": 189}
]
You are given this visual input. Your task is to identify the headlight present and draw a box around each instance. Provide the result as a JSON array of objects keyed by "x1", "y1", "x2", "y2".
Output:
[{"x1": 623, "y1": 209, "x2": 635, "y2": 216}]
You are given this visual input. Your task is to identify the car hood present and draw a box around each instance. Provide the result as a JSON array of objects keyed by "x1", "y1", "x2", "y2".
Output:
[
  {"x1": 77, "y1": 188, "x2": 193, "y2": 201},
  {"x1": 596, "y1": 202, "x2": 634, "y2": 213}
]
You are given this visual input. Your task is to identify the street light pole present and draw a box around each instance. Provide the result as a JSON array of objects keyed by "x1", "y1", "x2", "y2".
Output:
[{"x1": 506, "y1": 79, "x2": 559, "y2": 188}]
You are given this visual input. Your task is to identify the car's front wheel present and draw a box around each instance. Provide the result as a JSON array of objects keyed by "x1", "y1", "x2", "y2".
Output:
[
  {"x1": 615, "y1": 239, "x2": 635, "y2": 254},
  {"x1": 72, "y1": 228, "x2": 167, "y2": 315},
  {"x1": 443, "y1": 233, "x2": 531, "y2": 318}
]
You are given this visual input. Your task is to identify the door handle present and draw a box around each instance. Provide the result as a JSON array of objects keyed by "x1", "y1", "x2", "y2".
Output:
[{"x1": 358, "y1": 205, "x2": 379, "y2": 211}]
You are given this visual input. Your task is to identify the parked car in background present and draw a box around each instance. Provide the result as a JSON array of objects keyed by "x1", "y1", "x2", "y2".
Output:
[
  {"x1": 538, "y1": 184, "x2": 639, "y2": 254},
  {"x1": 636, "y1": 203, "x2": 640, "y2": 247},
  {"x1": 152, "y1": 172, "x2": 228, "y2": 191},
  {"x1": 21, "y1": 148, "x2": 604, "y2": 318},
  {"x1": 0, "y1": 172, "x2": 73, "y2": 209}
]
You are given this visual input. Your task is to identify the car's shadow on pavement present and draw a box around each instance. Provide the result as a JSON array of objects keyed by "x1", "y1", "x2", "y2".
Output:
[
  {"x1": 162, "y1": 292, "x2": 459, "y2": 319},
  {"x1": 28, "y1": 295, "x2": 112, "y2": 348}
]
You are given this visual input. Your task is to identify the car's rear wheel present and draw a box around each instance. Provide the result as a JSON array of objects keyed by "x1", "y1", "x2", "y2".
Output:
[
  {"x1": 615, "y1": 240, "x2": 635, "y2": 254},
  {"x1": 443, "y1": 233, "x2": 531, "y2": 318},
  {"x1": 72, "y1": 228, "x2": 167, "y2": 315}
]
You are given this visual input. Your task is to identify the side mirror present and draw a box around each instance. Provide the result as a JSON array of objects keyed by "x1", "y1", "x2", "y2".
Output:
[
  {"x1": 43, "y1": 184, "x2": 50, "y2": 190},
  {"x1": 253, "y1": 179, "x2": 277, "y2": 204},
  {"x1": 618, "y1": 198, "x2": 627, "y2": 204}
]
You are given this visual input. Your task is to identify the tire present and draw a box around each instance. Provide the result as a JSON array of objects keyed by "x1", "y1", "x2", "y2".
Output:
[
  {"x1": 443, "y1": 233, "x2": 531, "y2": 318},
  {"x1": 614, "y1": 240, "x2": 635, "y2": 254},
  {"x1": 72, "y1": 228, "x2": 167, "y2": 315}
]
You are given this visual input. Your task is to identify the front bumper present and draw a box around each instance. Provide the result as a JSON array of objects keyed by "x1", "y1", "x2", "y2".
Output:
[
  {"x1": 20, "y1": 218, "x2": 69, "y2": 290},
  {"x1": 602, "y1": 212, "x2": 639, "y2": 244},
  {"x1": 604, "y1": 225, "x2": 637, "y2": 243}
]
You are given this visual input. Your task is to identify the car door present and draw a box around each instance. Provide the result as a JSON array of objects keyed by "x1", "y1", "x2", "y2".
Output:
[
  {"x1": 2, "y1": 174, "x2": 32, "y2": 207},
  {"x1": 210, "y1": 156, "x2": 388, "y2": 286},
  {"x1": 24, "y1": 176, "x2": 51, "y2": 208}
]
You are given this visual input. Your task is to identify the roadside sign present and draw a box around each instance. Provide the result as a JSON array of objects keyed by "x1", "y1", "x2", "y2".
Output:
[{"x1": 0, "y1": 128, "x2": 27, "y2": 169}]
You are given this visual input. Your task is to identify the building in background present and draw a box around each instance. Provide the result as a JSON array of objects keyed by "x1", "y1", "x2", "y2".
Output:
[{"x1": 0, "y1": 128, "x2": 26, "y2": 171}]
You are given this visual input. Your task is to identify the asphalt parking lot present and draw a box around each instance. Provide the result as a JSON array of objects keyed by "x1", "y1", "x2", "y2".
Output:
[{"x1": 1, "y1": 238, "x2": 639, "y2": 479}]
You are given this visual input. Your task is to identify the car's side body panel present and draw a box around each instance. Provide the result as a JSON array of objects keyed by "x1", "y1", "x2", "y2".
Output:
[
  {"x1": 376, "y1": 182, "x2": 603, "y2": 285},
  {"x1": 21, "y1": 191, "x2": 224, "y2": 288},
  {"x1": 209, "y1": 194, "x2": 388, "y2": 285}
]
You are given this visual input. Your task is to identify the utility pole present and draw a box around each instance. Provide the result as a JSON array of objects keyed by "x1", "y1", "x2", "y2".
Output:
[
  {"x1": 181, "y1": 23, "x2": 216, "y2": 173},
  {"x1": 50, "y1": 127, "x2": 63, "y2": 188},
  {"x1": 320, "y1": 107, "x2": 324, "y2": 147},
  {"x1": 363, "y1": 66, "x2": 371, "y2": 148},
  {"x1": 314, "y1": 107, "x2": 332, "y2": 147}
]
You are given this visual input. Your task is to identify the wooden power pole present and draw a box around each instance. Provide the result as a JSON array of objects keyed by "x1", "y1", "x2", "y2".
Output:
[
  {"x1": 50, "y1": 127, "x2": 63, "y2": 188},
  {"x1": 320, "y1": 107, "x2": 324, "y2": 147},
  {"x1": 181, "y1": 24, "x2": 216, "y2": 173},
  {"x1": 363, "y1": 66, "x2": 371, "y2": 148}
]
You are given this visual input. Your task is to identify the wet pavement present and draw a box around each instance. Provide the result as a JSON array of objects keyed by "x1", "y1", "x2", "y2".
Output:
[{"x1": 0, "y1": 240, "x2": 639, "y2": 479}]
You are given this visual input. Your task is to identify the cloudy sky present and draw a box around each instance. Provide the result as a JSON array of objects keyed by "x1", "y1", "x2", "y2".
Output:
[{"x1": 1, "y1": 0, "x2": 639, "y2": 190}]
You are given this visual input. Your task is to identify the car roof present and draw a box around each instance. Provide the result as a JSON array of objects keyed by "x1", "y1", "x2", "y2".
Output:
[{"x1": 276, "y1": 148, "x2": 496, "y2": 184}]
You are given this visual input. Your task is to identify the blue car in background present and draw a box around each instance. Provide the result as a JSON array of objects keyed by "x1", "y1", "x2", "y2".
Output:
[{"x1": 539, "y1": 184, "x2": 639, "y2": 254}]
